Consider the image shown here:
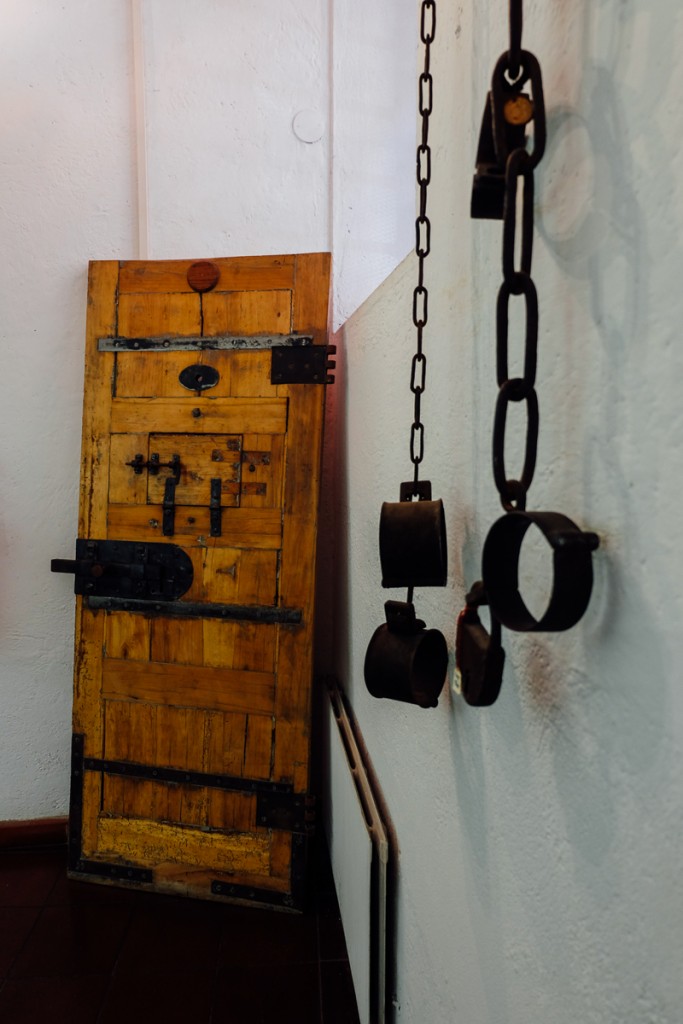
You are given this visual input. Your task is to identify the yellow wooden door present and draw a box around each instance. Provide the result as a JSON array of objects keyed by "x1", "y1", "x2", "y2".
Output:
[{"x1": 63, "y1": 254, "x2": 331, "y2": 910}]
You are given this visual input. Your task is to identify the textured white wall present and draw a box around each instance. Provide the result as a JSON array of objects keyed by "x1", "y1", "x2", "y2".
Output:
[
  {"x1": 0, "y1": 1, "x2": 136, "y2": 819},
  {"x1": 0, "y1": 0, "x2": 413, "y2": 819},
  {"x1": 335, "y1": 1, "x2": 683, "y2": 1022}
]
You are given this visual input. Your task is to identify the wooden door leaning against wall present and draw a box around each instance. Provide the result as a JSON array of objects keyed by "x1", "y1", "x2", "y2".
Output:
[{"x1": 53, "y1": 253, "x2": 333, "y2": 910}]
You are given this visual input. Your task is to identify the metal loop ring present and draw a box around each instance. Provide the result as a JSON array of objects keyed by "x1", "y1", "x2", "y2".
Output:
[
  {"x1": 410, "y1": 352, "x2": 427, "y2": 394},
  {"x1": 491, "y1": 50, "x2": 546, "y2": 169},
  {"x1": 416, "y1": 216, "x2": 431, "y2": 258},
  {"x1": 420, "y1": 0, "x2": 436, "y2": 45},
  {"x1": 419, "y1": 72, "x2": 433, "y2": 116},
  {"x1": 410, "y1": 422, "x2": 425, "y2": 464},
  {"x1": 496, "y1": 275, "x2": 538, "y2": 388},
  {"x1": 412, "y1": 286, "x2": 428, "y2": 328},
  {"x1": 482, "y1": 511, "x2": 599, "y2": 632},
  {"x1": 417, "y1": 144, "x2": 431, "y2": 186},
  {"x1": 492, "y1": 378, "x2": 539, "y2": 511},
  {"x1": 502, "y1": 149, "x2": 534, "y2": 283},
  {"x1": 507, "y1": 0, "x2": 523, "y2": 80}
]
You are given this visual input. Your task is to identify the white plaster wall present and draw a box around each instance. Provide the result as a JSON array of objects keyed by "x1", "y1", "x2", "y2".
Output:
[
  {"x1": 0, "y1": 0, "x2": 136, "y2": 819},
  {"x1": 334, "y1": 1, "x2": 683, "y2": 1021},
  {"x1": 0, "y1": 1, "x2": 413, "y2": 819}
]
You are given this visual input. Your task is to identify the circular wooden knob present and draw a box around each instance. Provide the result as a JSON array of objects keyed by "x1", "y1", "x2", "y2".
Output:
[{"x1": 186, "y1": 261, "x2": 220, "y2": 293}]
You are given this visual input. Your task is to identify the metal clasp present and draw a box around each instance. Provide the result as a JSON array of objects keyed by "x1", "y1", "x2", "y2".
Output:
[
  {"x1": 364, "y1": 600, "x2": 448, "y2": 708},
  {"x1": 471, "y1": 49, "x2": 546, "y2": 220},
  {"x1": 379, "y1": 481, "x2": 447, "y2": 589},
  {"x1": 455, "y1": 582, "x2": 505, "y2": 707},
  {"x1": 482, "y1": 511, "x2": 599, "y2": 632},
  {"x1": 126, "y1": 453, "x2": 181, "y2": 483}
]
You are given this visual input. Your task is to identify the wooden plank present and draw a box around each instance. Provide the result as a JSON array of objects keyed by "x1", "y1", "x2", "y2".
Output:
[
  {"x1": 106, "y1": 505, "x2": 282, "y2": 549},
  {"x1": 243, "y1": 715, "x2": 274, "y2": 780},
  {"x1": 269, "y1": 831, "x2": 293, "y2": 881},
  {"x1": 205, "y1": 710, "x2": 250, "y2": 831},
  {"x1": 110, "y1": 397, "x2": 287, "y2": 435},
  {"x1": 205, "y1": 711, "x2": 246, "y2": 776},
  {"x1": 180, "y1": 709, "x2": 209, "y2": 826},
  {"x1": 231, "y1": 623, "x2": 277, "y2": 673},
  {"x1": 117, "y1": 292, "x2": 201, "y2": 337},
  {"x1": 108, "y1": 433, "x2": 149, "y2": 504},
  {"x1": 102, "y1": 699, "x2": 130, "y2": 816},
  {"x1": 72, "y1": 265, "x2": 116, "y2": 850},
  {"x1": 115, "y1": 350, "x2": 233, "y2": 399},
  {"x1": 96, "y1": 816, "x2": 270, "y2": 874},
  {"x1": 118, "y1": 256, "x2": 295, "y2": 295},
  {"x1": 104, "y1": 612, "x2": 150, "y2": 662},
  {"x1": 271, "y1": 253, "x2": 330, "y2": 788},
  {"x1": 154, "y1": 705, "x2": 186, "y2": 822},
  {"x1": 203, "y1": 548, "x2": 278, "y2": 605},
  {"x1": 102, "y1": 659, "x2": 275, "y2": 716},
  {"x1": 150, "y1": 618, "x2": 204, "y2": 665},
  {"x1": 240, "y1": 433, "x2": 284, "y2": 509},
  {"x1": 78, "y1": 261, "x2": 118, "y2": 539},
  {"x1": 226, "y1": 351, "x2": 275, "y2": 399},
  {"x1": 202, "y1": 289, "x2": 292, "y2": 336},
  {"x1": 80, "y1": 775, "x2": 102, "y2": 858},
  {"x1": 126, "y1": 702, "x2": 158, "y2": 819},
  {"x1": 152, "y1": 853, "x2": 287, "y2": 895},
  {"x1": 292, "y1": 252, "x2": 331, "y2": 339},
  {"x1": 72, "y1": 603, "x2": 106, "y2": 749}
]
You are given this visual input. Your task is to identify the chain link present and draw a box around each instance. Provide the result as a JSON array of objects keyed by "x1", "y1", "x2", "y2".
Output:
[
  {"x1": 507, "y1": 0, "x2": 523, "y2": 79},
  {"x1": 409, "y1": 0, "x2": 436, "y2": 490},
  {"x1": 491, "y1": 1, "x2": 546, "y2": 512}
]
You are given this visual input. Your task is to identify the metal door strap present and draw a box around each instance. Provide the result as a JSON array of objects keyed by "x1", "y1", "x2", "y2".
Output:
[
  {"x1": 86, "y1": 596, "x2": 302, "y2": 623},
  {"x1": 98, "y1": 333, "x2": 313, "y2": 351}
]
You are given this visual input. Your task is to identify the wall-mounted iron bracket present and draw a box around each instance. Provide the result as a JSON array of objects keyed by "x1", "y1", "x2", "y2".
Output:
[{"x1": 471, "y1": 92, "x2": 527, "y2": 219}]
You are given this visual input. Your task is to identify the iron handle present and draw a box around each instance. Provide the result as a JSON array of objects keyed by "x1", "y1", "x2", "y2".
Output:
[{"x1": 51, "y1": 559, "x2": 157, "y2": 581}]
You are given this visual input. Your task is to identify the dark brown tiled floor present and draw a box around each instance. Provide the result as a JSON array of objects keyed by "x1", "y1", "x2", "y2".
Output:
[{"x1": 0, "y1": 841, "x2": 360, "y2": 1024}]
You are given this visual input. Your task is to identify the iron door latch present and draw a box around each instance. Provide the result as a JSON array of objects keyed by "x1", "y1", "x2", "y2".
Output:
[
  {"x1": 51, "y1": 539, "x2": 193, "y2": 601},
  {"x1": 270, "y1": 345, "x2": 336, "y2": 385}
]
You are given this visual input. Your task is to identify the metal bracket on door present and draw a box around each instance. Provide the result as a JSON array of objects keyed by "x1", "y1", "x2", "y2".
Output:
[
  {"x1": 85, "y1": 596, "x2": 302, "y2": 624},
  {"x1": 270, "y1": 345, "x2": 336, "y2": 385},
  {"x1": 126, "y1": 453, "x2": 181, "y2": 482},
  {"x1": 98, "y1": 333, "x2": 314, "y2": 352},
  {"x1": 210, "y1": 479, "x2": 222, "y2": 537},
  {"x1": 162, "y1": 478, "x2": 176, "y2": 536},
  {"x1": 51, "y1": 539, "x2": 193, "y2": 600}
]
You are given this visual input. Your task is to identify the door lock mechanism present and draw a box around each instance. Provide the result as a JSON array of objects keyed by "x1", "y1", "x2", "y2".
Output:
[
  {"x1": 125, "y1": 453, "x2": 181, "y2": 482},
  {"x1": 51, "y1": 540, "x2": 193, "y2": 600}
]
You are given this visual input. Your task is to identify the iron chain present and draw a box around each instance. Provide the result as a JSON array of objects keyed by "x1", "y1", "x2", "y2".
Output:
[
  {"x1": 491, "y1": 3, "x2": 546, "y2": 511},
  {"x1": 409, "y1": 0, "x2": 436, "y2": 490}
]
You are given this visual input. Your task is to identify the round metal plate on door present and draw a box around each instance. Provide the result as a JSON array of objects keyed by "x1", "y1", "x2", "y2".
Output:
[{"x1": 179, "y1": 364, "x2": 220, "y2": 391}]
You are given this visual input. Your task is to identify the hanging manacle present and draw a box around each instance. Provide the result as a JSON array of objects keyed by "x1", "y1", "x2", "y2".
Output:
[
  {"x1": 456, "y1": 0, "x2": 599, "y2": 706},
  {"x1": 364, "y1": 0, "x2": 449, "y2": 709}
]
